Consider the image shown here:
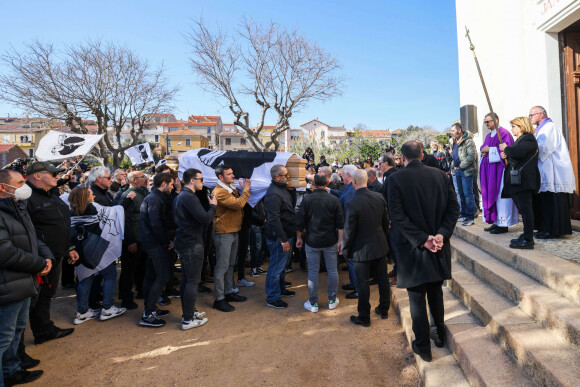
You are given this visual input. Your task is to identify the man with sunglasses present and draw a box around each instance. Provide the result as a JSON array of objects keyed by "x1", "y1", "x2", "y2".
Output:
[{"x1": 24, "y1": 162, "x2": 77, "y2": 350}]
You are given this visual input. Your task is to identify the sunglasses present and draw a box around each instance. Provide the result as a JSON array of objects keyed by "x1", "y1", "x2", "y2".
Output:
[{"x1": 193, "y1": 177, "x2": 204, "y2": 182}]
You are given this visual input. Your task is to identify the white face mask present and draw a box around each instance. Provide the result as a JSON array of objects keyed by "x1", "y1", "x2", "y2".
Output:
[{"x1": 4, "y1": 183, "x2": 32, "y2": 201}]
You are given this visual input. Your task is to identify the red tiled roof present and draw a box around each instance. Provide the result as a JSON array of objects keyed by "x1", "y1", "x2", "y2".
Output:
[
  {"x1": 365, "y1": 130, "x2": 391, "y2": 137},
  {"x1": 189, "y1": 115, "x2": 221, "y2": 120},
  {"x1": 161, "y1": 122, "x2": 218, "y2": 127},
  {"x1": 391, "y1": 129, "x2": 404, "y2": 134},
  {"x1": 0, "y1": 144, "x2": 17, "y2": 152},
  {"x1": 165, "y1": 128, "x2": 204, "y2": 136}
]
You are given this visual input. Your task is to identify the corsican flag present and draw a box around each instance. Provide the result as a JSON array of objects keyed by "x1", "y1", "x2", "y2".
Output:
[
  {"x1": 35, "y1": 130, "x2": 104, "y2": 161},
  {"x1": 125, "y1": 143, "x2": 154, "y2": 165}
]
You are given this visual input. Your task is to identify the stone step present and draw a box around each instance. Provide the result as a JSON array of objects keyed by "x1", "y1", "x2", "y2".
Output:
[
  {"x1": 449, "y1": 264, "x2": 580, "y2": 387},
  {"x1": 391, "y1": 286, "x2": 535, "y2": 386},
  {"x1": 453, "y1": 225, "x2": 580, "y2": 305},
  {"x1": 451, "y1": 236, "x2": 580, "y2": 347}
]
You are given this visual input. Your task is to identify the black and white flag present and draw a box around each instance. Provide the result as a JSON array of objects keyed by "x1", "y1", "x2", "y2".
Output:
[
  {"x1": 125, "y1": 143, "x2": 154, "y2": 165},
  {"x1": 178, "y1": 148, "x2": 296, "y2": 207},
  {"x1": 35, "y1": 130, "x2": 104, "y2": 161}
]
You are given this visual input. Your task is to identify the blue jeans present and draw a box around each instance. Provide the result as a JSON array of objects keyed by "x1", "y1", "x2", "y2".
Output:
[
  {"x1": 304, "y1": 244, "x2": 338, "y2": 304},
  {"x1": 143, "y1": 246, "x2": 172, "y2": 315},
  {"x1": 455, "y1": 169, "x2": 475, "y2": 220},
  {"x1": 452, "y1": 173, "x2": 463, "y2": 215},
  {"x1": 265, "y1": 237, "x2": 294, "y2": 303},
  {"x1": 0, "y1": 297, "x2": 31, "y2": 384},
  {"x1": 76, "y1": 262, "x2": 117, "y2": 313}
]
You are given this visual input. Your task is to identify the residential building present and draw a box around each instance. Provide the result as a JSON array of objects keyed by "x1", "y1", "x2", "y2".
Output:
[
  {"x1": 159, "y1": 128, "x2": 209, "y2": 155},
  {"x1": 455, "y1": 0, "x2": 580, "y2": 218},
  {"x1": 188, "y1": 115, "x2": 223, "y2": 149},
  {"x1": 0, "y1": 123, "x2": 51, "y2": 158},
  {"x1": 0, "y1": 144, "x2": 28, "y2": 168}
]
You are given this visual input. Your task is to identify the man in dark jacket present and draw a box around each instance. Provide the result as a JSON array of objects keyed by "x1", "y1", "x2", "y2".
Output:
[
  {"x1": 25, "y1": 162, "x2": 77, "y2": 345},
  {"x1": 387, "y1": 141, "x2": 459, "y2": 362},
  {"x1": 264, "y1": 165, "x2": 296, "y2": 309},
  {"x1": 0, "y1": 169, "x2": 53, "y2": 386},
  {"x1": 173, "y1": 168, "x2": 217, "y2": 330},
  {"x1": 342, "y1": 169, "x2": 391, "y2": 327},
  {"x1": 365, "y1": 167, "x2": 383, "y2": 193},
  {"x1": 88, "y1": 166, "x2": 135, "y2": 208},
  {"x1": 118, "y1": 171, "x2": 149, "y2": 309},
  {"x1": 380, "y1": 154, "x2": 399, "y2": 285},
  {"x1": 139, "y1": 173, "x2": 174, "y2": 327}
]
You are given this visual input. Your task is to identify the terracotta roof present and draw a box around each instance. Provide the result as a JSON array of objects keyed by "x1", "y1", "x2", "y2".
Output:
[
  {"x1": 165, "y1": 128, "x2": 203, "y2": 136},
  {"x1": 365, "y1": 130, "x2": 391, "y2": 137},
  {"x1": 0, "y1": 144, "x2": 17, "y2": 152},
  {"x1": 391, "y1": 129, "x2": 404, "y2": 134},
  {"x1": 189, "y1": 115, "x2": 221, "y2": 120},
  {"x1": 162, "y1": 122, "x2": 218, "y2": 127}
]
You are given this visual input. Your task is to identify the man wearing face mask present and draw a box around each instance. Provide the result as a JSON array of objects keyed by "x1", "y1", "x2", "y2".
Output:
[
  {"x1": 25, "y1": 162, "x2": 77, "y2": 346},
  {"x1": 0, "y1": 169, "x2": 53, "y2": 386}
]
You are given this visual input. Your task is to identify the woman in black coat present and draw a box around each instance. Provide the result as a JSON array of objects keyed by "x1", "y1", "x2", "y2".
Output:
[{"x1": 499, "y1": 117, "x2": 540, "y2": 249}]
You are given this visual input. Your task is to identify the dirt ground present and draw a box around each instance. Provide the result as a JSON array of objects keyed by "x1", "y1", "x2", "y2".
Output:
[{"x1": 24, "y1": 263, "x2": 420, "y2": 386}]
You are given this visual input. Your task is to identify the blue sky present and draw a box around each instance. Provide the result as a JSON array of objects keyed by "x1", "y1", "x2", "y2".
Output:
[{"x1": 0, "y1": 0, "x2": 459, "y2": 131}]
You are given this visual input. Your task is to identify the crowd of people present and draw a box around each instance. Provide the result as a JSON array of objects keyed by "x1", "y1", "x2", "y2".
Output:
[{"x1": 0, "y1": 104, "x2": 576, "y2": 384}]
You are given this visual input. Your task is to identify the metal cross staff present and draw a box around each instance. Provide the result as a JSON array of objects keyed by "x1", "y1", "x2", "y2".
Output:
[{"x1": 465, "y1": 26, "x2": 507, "y2": 164}]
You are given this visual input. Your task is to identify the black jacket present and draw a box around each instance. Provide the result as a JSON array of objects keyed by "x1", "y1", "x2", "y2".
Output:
[
  {"x1": 368, "y1": 178, "x2": 383, "y2": 193},
  {"x1": 264, "y1": 181, "x2": 296, "y2": 243},
  {"x1": 92, "y1": 182, "x2": 133, "y2": 210},
  {"x1": 25, "y1": 181, "x2": 72, "y2": 258},
  {"x1": 251, "y1": 200, "x2": 266, "y2": 226},
  {"x1": 422, "y1": 151, "x2": 441, "y2": 169},
  {"x1": 296, "y1": 189, "x2": 344, "y2": 248},
  {"x1": 387, "y1": 160, "x2": 459, "y2": 288},
  {"x1": 0, "y1": 198, "x2": 52, "y2": 304},
  {"x1": 173, "y1": 187, "x2": 216, "y2": 250},
  {"x1": 342, "y1": 188, "x2": 389, "y2": 262},
  {"x1": 502, "y1": 133, "x2": 541, "y2": 198},
  {"x1": 140, "y1": 188, "x2": 173, "y2": 250}
]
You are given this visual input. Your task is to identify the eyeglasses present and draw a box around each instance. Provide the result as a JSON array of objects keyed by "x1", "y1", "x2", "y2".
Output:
[
  {"x1": 529, "y1": 112, "x2": 541, "y2": 118},
  {"x1": 278, "y1": 174, "x2": 288, "y2": 178},
  {"x1": 193, "y1": 177, "x2": 204, "y2": 182},
  {"x1": 484, "y1": 120, "x2": 494, "y2": 124},
  {"x1": 101, "y1": 175, "x2": 112, "y2": 180}
]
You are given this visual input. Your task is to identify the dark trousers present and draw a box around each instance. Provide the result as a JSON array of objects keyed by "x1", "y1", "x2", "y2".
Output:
[
  {"x1": 237, "y1": 226, "x2": 250, "y2": 281},
  {"x1": 201, "y1": 223, "x2": 215, "y2": 281},
  {"x1": 119, "y1": 242, "x2": 146, "y2": 302},
  {"x1": 533, "y1": 191, "x2": 572, "y2": 237},
  {"x1": 61, "y1": 258, "x2": 75, "y2": 286},
  {"x1": 407, "y1": 281, "x2": 444, "y2": 353},
  {"x1": 143, "y1": 246, "x2": 172, "y2": 315},
  {"x1": 353, "y1": 256, "x2": 390, "y2": 322},
  {"x1": 177, "y1": 244, "x2": 204, "y2": 321},
  {"x1": 512, "y1": 190, "x2": 534, "y2": 241},
  {"x1": 29, "y1": 257, "x2": 62, "y2": 338}
]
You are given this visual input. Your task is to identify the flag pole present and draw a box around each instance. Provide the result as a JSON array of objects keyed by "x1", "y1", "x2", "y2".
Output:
[{"x1": 465, "y1": 27, "x2": 507, "y2": 164}]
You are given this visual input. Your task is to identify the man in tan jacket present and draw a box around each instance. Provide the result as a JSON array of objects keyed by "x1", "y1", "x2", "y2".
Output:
[{"x1": 212, "y1": 165, "x2": 252, "y2": 312}]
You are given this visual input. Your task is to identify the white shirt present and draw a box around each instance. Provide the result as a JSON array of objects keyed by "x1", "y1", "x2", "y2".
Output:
[
  {"x1": 217, "y1": 180, "x2": 236, "y2": 194},
  {"x1": 535, "y1": 120, "x2": 576, "y2": 193}
]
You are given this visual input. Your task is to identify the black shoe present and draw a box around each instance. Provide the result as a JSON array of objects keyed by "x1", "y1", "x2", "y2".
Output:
[
  {"x1": 19, "y1": 352, "x2": 40, "y2": 370},
  {"x1": 430, "y1": 328, "x2": 445, "y2": 348},
  {"x1": 266, "y1": 299, "x2": 288, "y2": 309},
  {"x1": 33, "y1": 327, "x2": 74, "y2": 345},
  {"x1": 346, "y1": 291, "x2": 358, "y2": 299},
  {"x1": 342, "y1": 283, "x2": 354, "y2": 291},
  {"x1": 374, "y1": 306, "x2": 388, "y2": 319},
  {"x1": 412, "y1": 340, "x2": 432, "y2": 362},
  {"x1": 4, "y1": 369, "x2": 43, "y2": 386},
  {"x1": 198, "y1": 284, "x2": 211, "y2": 293},
  {"x1": 140, "y1": 313, "x2": 166, "y2": 328},
  {"x1": 536, "y1": 231, "x2": 555, "y2": 239},
  {"x1": 510, "y1": 238, "x2": 534, "y2": 249},
  {"x1": 490, "y1": 226, "x2": 508, "y2": 234},
  {"x1": 213, "y1": 299, "x2": 235, "y2": 312},
  {"x1": 350, "y1": 315, "x2": 370, "y2": 327},
  {"x1": 121, "y1": 300, "x2": 139, "y2": 310},
  {"x1": 225, "y1": 293, "x2": 247, "y2": 302},
  {"x1": 284, "y1": 281, "x2": 292, "y2": 287},
  {"x1": 158, "y1": 295, "x2": 171, "y2": 306},
  {"x1": 155, "y1": 308, "x2": 170, "y2": 317},
  {"x1": 510, "y1": 234, "x2": 524, "y2": 244},
  {"x1": 484, "y1": 224, "x2": 498, "y2": 232},
  {"x1": 281, "y1": 289, "x2": 295, "y2": 298}
]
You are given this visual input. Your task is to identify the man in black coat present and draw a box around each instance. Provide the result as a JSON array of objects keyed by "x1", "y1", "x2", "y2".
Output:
[
  {"x1": 25, "y1": 162, "x2": 77, "y2": 345},
  {"x1": 342, "y1": 169, "x2": 391, "y2": 327},
  {"x1": 0, "y1": 170, "x2": 53, "y2": 385},
  {"x1": 387, "y1": 141, "x2": 460, "y2": 362}
]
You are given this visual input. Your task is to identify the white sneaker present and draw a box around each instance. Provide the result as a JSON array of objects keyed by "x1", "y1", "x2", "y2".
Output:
[
  {"x1": 231, "y1": 287, "x2": 239, "y2": 294},
  {"x1": 181, "y1": 310, "x2": 207, "y2": 322},
  {"x1": 329, "y1": 298, "x2": 340, "y2": 310},
  {"x1": 100, "y1": 305, "x2": 127, "y2": 321},
  {"x1": 182, "y1": 317, "x2": 208, "y2": 330},
  {"x1": 304, "y1": 301, "x2": 319, "y2": 313},
  {"x1": 236, "y1": 278, "x2": 255, "y2": 287},
  {"x1": 74, "y1": 309, "x2": 100, "y2": 325}
]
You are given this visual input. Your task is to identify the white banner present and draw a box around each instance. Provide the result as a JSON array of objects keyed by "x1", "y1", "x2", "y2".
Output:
[
  {"x1": 178, "y1": 149, "x2": 296, "y2": 207},
  {"x1": 35, "y1": 130, "x2": 104, "y2": 161},
  {"x1": 125, "y1": 143, "x2": 154, "y2": 165}
]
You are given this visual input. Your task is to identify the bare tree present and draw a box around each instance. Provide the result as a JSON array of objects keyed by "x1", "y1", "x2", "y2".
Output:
[
  {"x1": 0, "y1": 40, "x2": 178, "y2": 168},
  {"x1": 186, "y1": 18, "x2": 343, "y2": 151}
]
